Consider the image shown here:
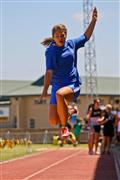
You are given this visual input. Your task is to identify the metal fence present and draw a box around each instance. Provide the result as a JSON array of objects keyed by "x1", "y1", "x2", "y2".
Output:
[{"x1": 0, "y1": 129, "x2": 89, "y2": 144}]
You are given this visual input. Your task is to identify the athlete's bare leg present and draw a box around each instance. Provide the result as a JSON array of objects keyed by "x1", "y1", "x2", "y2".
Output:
[
  {"x1": 88, "y1": 133, "x2": 95, "y2": 154},
  {"x1": 95, "y1": 133, "x2": 100, "y2": 154},
  {"x1": 49, "y1": 104, "x2": 60, "y2": 126},
  {"x1": 56, "y1": 86, "x2": 74, "y2": 126}
]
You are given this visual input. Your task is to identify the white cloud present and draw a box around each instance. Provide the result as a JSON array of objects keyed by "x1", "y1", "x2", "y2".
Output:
[{"x1": 72, "y1": 12, "x2": 83, "y2": 23}]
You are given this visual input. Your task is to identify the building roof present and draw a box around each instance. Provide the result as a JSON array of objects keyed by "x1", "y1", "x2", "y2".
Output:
[
  {"x1": 0, "y1": 76, "x2": 120, "y2": 97},
  {"x1": 31, "y1": 75, "x2": 44, "y2": 86}
]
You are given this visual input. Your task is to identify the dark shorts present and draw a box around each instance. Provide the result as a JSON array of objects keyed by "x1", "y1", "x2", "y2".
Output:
[
  {"x1": 93, "y1": 125, "x2": 101, "y2": 133},
  {"x1": 103, "y1": 126, "x2": 114, "y2": 137},
  {"x1": 50, "y1": 83, "x2": 81, "y2": 104}
]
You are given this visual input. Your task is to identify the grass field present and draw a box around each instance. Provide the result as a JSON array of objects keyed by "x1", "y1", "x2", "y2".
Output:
[{"x1": 0, "y1": 144, "x2": 87, "y2": 162}]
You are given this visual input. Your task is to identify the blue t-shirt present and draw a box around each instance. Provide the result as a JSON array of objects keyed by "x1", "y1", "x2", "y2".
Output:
[{"x1": 45, "y1": 34, "x2": 88, "y2": 86}]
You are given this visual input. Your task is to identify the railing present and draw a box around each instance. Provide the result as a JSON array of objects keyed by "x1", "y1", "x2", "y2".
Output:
[{"x1": 0, "y1": 129, "x2": 89, "y2": 144}]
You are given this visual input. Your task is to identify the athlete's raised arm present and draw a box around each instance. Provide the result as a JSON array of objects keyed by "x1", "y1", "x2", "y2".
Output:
[{"x1": 84, "y1": 7, "x2": 98, "y2": 40}]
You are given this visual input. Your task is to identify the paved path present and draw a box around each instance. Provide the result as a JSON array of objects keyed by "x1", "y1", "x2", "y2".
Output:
[
  {"x1": 1, "y1": 148, "x2": 117, "y2": 180},
  {"x1": 112, "y1": 145, "x2": 120, "y2": 180}
]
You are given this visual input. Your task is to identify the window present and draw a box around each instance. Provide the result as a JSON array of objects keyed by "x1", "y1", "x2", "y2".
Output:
[
  {"x1": 29, "y1": 119, "x2": 35, "y2": 129},
  {"x1": 13, "y1": 116, "x2": 17, "y2": 128},
  {"x1": 115, "y1": 99, "x2": 120, "y2": 104}
]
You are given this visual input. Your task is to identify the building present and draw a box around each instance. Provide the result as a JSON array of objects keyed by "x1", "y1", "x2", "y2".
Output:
[{"x1": 0, "y1": 76, "x2": 120, "y2": 130}]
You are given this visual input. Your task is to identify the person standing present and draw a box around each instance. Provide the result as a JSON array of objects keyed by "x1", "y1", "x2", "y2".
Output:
[
  {"x1": 74, "y1": 118, "x2": 82, "y2": 144},
  {"x1": 39, "y1": 7, "x2": 98, "y2": 137},
  {"x1": 115, "y1": 110, "x2": 120, "y2": 145},
  {"x1": 100, "y1": 104, "x2": 115, "y2": 154},
  {"x1": 87, "y1": 99, "x2": 102, "y2": 155}
]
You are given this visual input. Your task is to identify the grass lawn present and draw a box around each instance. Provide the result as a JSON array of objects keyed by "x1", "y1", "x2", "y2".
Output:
[{"x1": 0, "y1": 144, "x2": 87, "y2": 162}]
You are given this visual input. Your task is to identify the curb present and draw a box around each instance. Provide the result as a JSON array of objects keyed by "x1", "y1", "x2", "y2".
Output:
[{"x1": 112, "y1": 146, "x2": 120, "y2": 180}]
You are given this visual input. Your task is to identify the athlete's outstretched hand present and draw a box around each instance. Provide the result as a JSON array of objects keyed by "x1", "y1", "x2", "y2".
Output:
[
  {"x1": 92, "y1": 7, "x2": 98, "y2": 22},
  {"x1": 35, "y1": 92, "x2": 47, "y2": 104},
  {"x1": 84, "y1": 7, "x2": 98, "y2": 40}
]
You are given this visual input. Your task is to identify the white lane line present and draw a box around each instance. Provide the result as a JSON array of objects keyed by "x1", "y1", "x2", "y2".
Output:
[
  {"x1": 113, "y1": 151, "x2": 120, "y2": 180},
  {"x1": 23, "y1": 150, "x2": 81, "y2": 180}
]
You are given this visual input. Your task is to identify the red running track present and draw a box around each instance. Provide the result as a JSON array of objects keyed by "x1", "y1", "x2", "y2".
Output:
[{"x1": 0, "y1": 148, "x2": 117, "y2": 180}]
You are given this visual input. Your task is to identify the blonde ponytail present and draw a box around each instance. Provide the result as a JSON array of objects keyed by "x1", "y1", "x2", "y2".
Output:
[{"x1": 41, "y1": 37, "x2": 54, "y2": 47}]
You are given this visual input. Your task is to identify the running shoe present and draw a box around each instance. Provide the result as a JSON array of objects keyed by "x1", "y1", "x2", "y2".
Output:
[{"x1": 60, "y1": 127, "x2": 70, "y2": 137}]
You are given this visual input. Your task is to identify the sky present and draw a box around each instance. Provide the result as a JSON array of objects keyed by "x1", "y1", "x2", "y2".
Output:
[{"x1": 0, "y1": 0, "x2": 120, "y2": 81}]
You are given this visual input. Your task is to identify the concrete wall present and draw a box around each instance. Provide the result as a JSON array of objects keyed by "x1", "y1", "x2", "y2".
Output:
[
  {"x1": 0, "y1": 95, "x2": 120, "y2": 129},
  {"x1": 10, "y1": 96, "x2": 50, "y2": 129}
]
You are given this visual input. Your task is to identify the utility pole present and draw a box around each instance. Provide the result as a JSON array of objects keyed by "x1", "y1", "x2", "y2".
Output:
[{"x1": 83, "y1": 0, "x2": 98, "y2": 99}]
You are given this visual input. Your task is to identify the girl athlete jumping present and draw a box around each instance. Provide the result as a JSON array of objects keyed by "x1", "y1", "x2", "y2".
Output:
[{"x1": 40, "y1": 7, "x2": 98, "y2": 137}]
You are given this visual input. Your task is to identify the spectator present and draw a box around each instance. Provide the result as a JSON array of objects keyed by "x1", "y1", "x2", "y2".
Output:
[
  {"x1": 74, "y1": 118, "x2": 82, "y2": 144},
  {"x1": 99, "y1": 104, "x2": 115, "y2": 154},
  {"x1": 68, "y1": 103, "x2": 78, "y2": 128},
  {"x1": 115, "y1": 110, "x2": 120, "y2": 145},
  {"x1": 87, "y1": 99, "x2": 102, "y2": 155}
]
